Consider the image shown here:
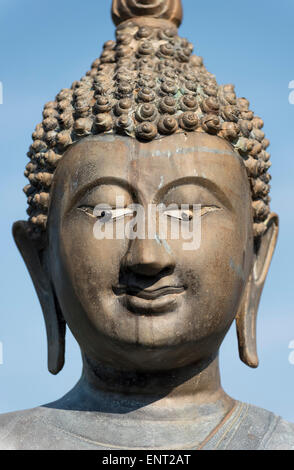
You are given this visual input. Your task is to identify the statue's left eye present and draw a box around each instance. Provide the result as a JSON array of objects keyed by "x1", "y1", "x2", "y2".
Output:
[{"x1": 163, "y1": 209, "x2": 193, "y2": 221}]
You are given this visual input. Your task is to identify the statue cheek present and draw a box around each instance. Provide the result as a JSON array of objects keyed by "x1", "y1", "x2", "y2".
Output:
[
  {"x1": 60, "y1": 214, "x2": 128, "y2": 273},
  {"x1": 174, "y1": 232, "x2": 247, "y2": 327}
]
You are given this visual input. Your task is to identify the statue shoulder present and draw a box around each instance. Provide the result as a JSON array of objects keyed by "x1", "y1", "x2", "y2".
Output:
[
  {"x1": 235, "y1": 403, "x2": 294, "y2": 450},
  {"x1": 1, "y1": 402, "x2": 293, "y2": 450},
  {"x1": 202, "y1": 401, "x2": 294, "y2": 450},
  {"x1": 243, "y1": 404, "x2": 294, "y2": 450},
  {"x1": 0, "y1": 406, "x2": 102, "y2": 450},
  {"x1": 0, "y1": 407, "x2": 51, "y2": 450},
  {"x1": 0, "y1": 406, "x2": 87, "y2": 450},
  {"x1": 262, "y1": 415, "x2": 294, "y2": 450}
]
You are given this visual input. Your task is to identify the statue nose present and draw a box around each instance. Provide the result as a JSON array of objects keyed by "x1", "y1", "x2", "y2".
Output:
[{"x1": 125, "y1": 237, "x2": 175, "y2": 277}]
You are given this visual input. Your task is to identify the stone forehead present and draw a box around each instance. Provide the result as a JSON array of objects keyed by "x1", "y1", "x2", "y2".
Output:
[
  {"x1": 51, "y1": 133, "x2": 251, "y2": 229},
  {"x1": 63, "y1": 133, "x2": 239, "y2": 160},
  {"x1": 55, "y1": 135, "x2": 247, "y2": 199}
]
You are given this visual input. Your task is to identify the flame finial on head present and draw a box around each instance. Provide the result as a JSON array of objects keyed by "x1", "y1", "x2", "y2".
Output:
[{"x1": 112, "y1": 0, "x2": 183, "y2": 27}]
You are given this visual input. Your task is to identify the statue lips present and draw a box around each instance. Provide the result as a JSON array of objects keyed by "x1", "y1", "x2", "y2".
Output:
[{"x1": 113, "y1": 285, "x2": 186, "y2": 315}]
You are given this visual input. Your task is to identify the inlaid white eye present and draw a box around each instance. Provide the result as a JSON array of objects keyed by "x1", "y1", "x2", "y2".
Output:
[
  {"x1": 78, "y1": 206, "x2": 134, "y2": 221},
  {"x1": 94, "y1": 208, "x2": 134, "y2": 222},
  {"x1": 163, "y1": 209, "x2": 193, "y2": 221}
]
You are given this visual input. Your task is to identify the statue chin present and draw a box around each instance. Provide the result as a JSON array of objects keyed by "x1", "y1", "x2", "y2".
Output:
[{"x1": 2, "y1": 0, "x2": 292, "y2": 451}]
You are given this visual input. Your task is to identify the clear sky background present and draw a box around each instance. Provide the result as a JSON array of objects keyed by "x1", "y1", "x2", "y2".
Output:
[{"x1": 0, "y1": 0, "x2": 293, "y2": 422}]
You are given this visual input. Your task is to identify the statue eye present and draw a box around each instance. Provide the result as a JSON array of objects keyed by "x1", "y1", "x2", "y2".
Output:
[
  {"x1": 95, "y1": 209, "x2": 113, "y2": 222},
  {"x1": 200, "y1": 205, "x2": 221, "y2": 216},
  {"x1": 78, "y1": 206, "x2": 134, "y2": 222},
  {"x1": 78, "y1": 205, "x2": 95, "y2": 217},
  {"x1": 95, "y1": 208, "x2": 134, "y2": 221},
  {"x1": 162, "y1": 206, "x2": 220, "y2": 221},
  {"x1": 163, "y1": 209, "x2": 193, "y2": 221}
]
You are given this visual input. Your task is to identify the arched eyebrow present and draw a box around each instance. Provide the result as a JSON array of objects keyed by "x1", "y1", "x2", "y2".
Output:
[
  {"x1": 154, "y1": 176, "x2": 234, "y2": 212},
  {"x1": 67, "y1": 177, "x2": 138, "y2": 213}
]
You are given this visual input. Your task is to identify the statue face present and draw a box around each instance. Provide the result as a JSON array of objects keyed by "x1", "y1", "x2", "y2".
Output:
[{"x1": 48, "y1": 132, "x2": 254, "y2": 371}]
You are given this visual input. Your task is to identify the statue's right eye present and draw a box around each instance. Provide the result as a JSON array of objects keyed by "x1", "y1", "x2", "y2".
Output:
[
  {"x1": 95, "y1": 209, "x2": 113, "y2": 222},
  {"x1": 94, "y1": 208, "x2": 134, "y2": 222},
  {"x1": 78, "y1": 206, "x2": 134, "y2": 222},
  {"x1": 78, "y1": 206, "x2": 112, "y2": 221}
]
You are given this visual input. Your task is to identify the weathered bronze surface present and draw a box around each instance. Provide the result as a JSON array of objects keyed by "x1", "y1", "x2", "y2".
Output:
[{"x1": 1, "y1": 0, "x2": 293, "y2": 450}]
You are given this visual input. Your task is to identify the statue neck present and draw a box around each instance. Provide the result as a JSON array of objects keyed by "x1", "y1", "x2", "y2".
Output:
[
  {"x1": 45, "y1": 353, "x2": 235, "y2": 449},
  {"x1": 73, "y1": 354, "x2": 232, "y2": 415}
]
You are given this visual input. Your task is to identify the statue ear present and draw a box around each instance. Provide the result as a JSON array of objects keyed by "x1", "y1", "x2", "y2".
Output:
[
  {"x1": 12, "y1": 221, "x2": 65, "y2": 375},
  {"x1": 236, "y1": 213, "x2": 279, "y2": 368}
]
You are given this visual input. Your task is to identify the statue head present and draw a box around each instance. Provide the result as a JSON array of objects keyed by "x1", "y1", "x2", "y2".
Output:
[{"x1": 13, "y1": 0, "x2": 278, "y2": 377}]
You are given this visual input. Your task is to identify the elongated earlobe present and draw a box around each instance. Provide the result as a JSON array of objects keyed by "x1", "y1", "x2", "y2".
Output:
[
  {"x1": 236, "y1": 214, "x2": 279, "y2": 368},
  {"x1": 12, "y1": 221, "x2": 65, "y2": 375},
  {"x1": 236, "y1": 273, "x2": 259, "y2": 368}
]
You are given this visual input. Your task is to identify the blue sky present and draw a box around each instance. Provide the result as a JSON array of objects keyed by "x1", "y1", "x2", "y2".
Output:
[{"x1": 0, "y1": 0, "x2": 293, "y2": 422}]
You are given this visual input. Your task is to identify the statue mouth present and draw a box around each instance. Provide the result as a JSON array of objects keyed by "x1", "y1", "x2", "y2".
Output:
[
  {"x1": 113, "y1": 285, "x2": 186, "y2": 314},
  {"x1": 113, "y1": 285, "x2": 185, "y2": 299}
]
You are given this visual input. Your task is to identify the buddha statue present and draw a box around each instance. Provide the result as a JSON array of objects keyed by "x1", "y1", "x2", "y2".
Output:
[{"x1": 1, "y1": 0, "x2": 293, "y2": 450}]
